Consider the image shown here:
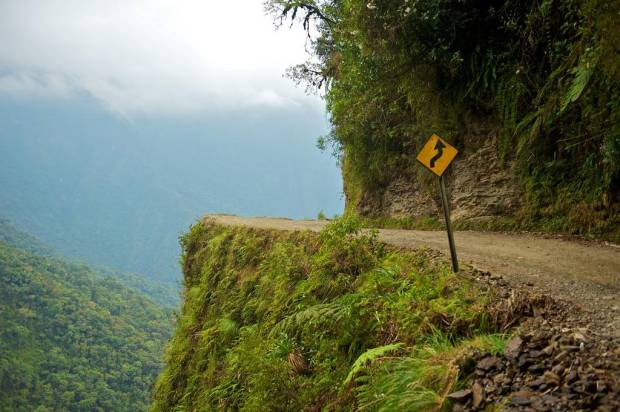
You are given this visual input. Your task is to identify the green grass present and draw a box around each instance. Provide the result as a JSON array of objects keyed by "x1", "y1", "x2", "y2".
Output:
[
  {"x1": 360, "y1": 215, "x2": 443, "y2": 231},
  {"x1": 350, "y1": 332, "x2": 507, "y2": 411},
  {"x1": 152, "y1": 216, "x2": 510, "y2": 411}
]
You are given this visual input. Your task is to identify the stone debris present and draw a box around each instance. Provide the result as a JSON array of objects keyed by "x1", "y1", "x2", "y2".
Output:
[
  {"x1": 449, "y1": 320, "x2": 620, "y2": 411},
  {"x1": 448, "y1": 389, "x2": 472, "y2": 402},
  {"x1": 449, "y1": 269, "x2": 620, "y2": 411},
  {"x1": 505, "y1": 336, "x2": 523, "y2": 359},
  {"x1": 477, "y1": 356, "x2": 501, "y2": 371},
  {"x1": 471, "y1": 382, "x2": 483, "y2": 409}
]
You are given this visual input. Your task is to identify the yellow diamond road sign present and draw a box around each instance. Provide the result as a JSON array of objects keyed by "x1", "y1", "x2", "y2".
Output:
[{"x1": 416, "y1": 134, "x2": 458, "y2": 176}]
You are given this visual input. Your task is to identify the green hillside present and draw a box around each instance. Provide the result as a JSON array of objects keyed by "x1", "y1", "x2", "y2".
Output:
[
  {"x1": 0, "y1": 219, "x2": 179, "y2": 308},
  {"x1": 0, "y1": 219, "x2": 55, "y2": 257},
  {"x1": 0, "y1": 239, "x2": 173, "y2": 411},
  {"x1": 152, "y1": 217, "x2": 508, "y2": 411}
]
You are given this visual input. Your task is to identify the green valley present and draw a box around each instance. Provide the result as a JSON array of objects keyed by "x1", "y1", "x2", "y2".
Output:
[
  {"x1": 0, "y1": 219, "x2": 179, "y2": 308},
  {"x1": 0, "y1": 224, "x2": 173, "y2": 411},
  {"x1": 1, "y1": 1, "x2": 619, "y2": 410}
]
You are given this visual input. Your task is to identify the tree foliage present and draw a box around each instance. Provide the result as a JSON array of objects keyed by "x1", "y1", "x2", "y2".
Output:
[
  {"x1": 0, "y1": 238, "x2": 173, "y2": 411},
  {"x1": 267, "y1": 0, "x2": 620, "y2": 239},
  {"x1": 0, "y1": 219, "x2": 179, "y2": 308}
]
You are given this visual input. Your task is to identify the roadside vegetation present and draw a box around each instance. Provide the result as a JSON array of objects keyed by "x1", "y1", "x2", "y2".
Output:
[
  {"x1": 153, "y1": 217, "x2": 510, "y2": 411},
  {"x1": 266, "y1": 0, "x2": 620, "y2": 241},
  {"x1": 358, "y1": 215, "x2": 620, "y2": 244}
]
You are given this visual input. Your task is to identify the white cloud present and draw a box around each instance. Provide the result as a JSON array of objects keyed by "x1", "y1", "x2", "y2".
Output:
[
  {"x1": 0, "y1": 73, "x2": 73, "y2": 99},
  {"x1": 0, "y1": 0, "x2": 320, "y2": 117}
]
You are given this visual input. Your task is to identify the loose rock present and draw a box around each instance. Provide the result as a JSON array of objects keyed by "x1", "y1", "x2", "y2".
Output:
[
  {"x1": 472, "y1": 382, "x2": 484, "y2": 409},
  {"x1": 477, "y1": 356, "x2": 500, "y2": 371},
  {"x1": 451, "y1": 268, "x2": 620, "y2": 411},
  {"x1": 447, "y1": 389, "x2": 472, "y2": 402},
  {"x1": 511, "y1": 390, "x2": 534, "y2": 405},
  {"x1": 505, "y1": 336, "x2": 523, "y2": 359}
]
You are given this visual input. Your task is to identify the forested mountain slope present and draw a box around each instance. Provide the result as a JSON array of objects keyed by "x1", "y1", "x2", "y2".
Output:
[
  {"x1": 0, "y1": 239, "x2": 173, "y2": 411},
  {"x1": 0, "y1": 219, "x2": 54, "y2": 256},
  {"x1": 267, "y1": 0, "x2": 620, "y2": 240},
  {"x1": 0, "y1": 219, "x2": 178, "y2": 307}
]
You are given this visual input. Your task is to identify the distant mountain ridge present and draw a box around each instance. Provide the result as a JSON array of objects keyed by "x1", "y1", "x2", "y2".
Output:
[
  {"x1": 0, "y1": 98, "x2": 343, "y2": 285},
  {"x1": 0, "y1": 218, "x2": 54, "y2": 256},
  {"x1": 0, "y1": 218, "x2": 179, "y2": 307}
]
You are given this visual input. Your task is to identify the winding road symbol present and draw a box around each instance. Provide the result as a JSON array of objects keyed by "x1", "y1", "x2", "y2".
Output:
[
  {"x1": 415, "y1": 133, "x2": 461, "y2": 272},
  {"x1": 415, "y1": 134, "x2": 458, "y2": 177},
  {"x1": 429, "y1": 139, "x2": 446, "y2": 169}
]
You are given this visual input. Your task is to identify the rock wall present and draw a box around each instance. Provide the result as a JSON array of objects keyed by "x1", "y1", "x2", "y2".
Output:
[
  {"x1": 449, "y1": 136, "x2": 522, "y2": 221},
  {"x1": 350, "y1": 129, "x2": 523, "y2": 223}
]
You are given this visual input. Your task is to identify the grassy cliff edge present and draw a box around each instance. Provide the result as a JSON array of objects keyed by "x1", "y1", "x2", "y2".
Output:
[{"x1": 153, "y1": 217, "x2": 514, "y2": 411}]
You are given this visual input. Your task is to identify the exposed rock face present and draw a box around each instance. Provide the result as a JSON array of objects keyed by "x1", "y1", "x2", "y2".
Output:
[
  {"x1": 379, "y1": 176, "x2": 438, "y2": 218},
  {"x1": 449, "y1": 136, "x2": 522, "y2": 221},
  {"x1": 351, "y1": 130, "x2": 523, "y2": 223}
]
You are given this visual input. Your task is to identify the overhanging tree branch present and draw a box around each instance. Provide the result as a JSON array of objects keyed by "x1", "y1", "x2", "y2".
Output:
[{"x1": 265, "y1": 0, "x2": 335, "y2": 33}]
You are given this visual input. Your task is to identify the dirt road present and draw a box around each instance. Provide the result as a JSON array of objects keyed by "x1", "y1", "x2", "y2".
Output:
[{"x1": 206, "y1": 215, "x2": 620, "y2": 334}]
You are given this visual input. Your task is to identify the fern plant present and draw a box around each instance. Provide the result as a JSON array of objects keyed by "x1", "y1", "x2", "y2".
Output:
[{"x1": 342, "y1": 343, "x2": 403, "y2": 386}]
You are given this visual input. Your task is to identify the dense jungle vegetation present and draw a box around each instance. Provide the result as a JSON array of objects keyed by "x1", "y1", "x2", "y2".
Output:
[
  {"x1": 0, "y1": 223, "x2": 173, "y2": 411},
  {"x1": 153, "y1": 217, "x2": 507, "y2": 410},
  {"x1": 267, "y1": 0, "x2": 620, "y2": 239}
]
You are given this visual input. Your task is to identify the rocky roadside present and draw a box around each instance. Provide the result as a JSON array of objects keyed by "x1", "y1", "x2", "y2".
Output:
[{"x1": 447, "y1": 269, "x2": 620, "y2": 411}]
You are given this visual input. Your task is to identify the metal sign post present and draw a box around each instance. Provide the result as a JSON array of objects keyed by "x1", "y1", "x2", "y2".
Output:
[
  {"x1": 438, "y1": 175, "x2": 459, "y2": 272},
  {"x1": 416, "y1": 134, "x2": 460, "y2": 272}
]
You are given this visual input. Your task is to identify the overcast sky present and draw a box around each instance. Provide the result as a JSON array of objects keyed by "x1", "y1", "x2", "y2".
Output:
[{"x1": 0, "y1": 0, "x2": 320, "y2": 117}]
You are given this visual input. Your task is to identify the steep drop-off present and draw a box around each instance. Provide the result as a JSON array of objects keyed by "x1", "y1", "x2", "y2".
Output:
[
  {"x1": 154, "y1": 217, "x2": 620, "y2": 411},
  {"x1": 153, "y1": 218, "x2": 497, "y2": 410}
]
